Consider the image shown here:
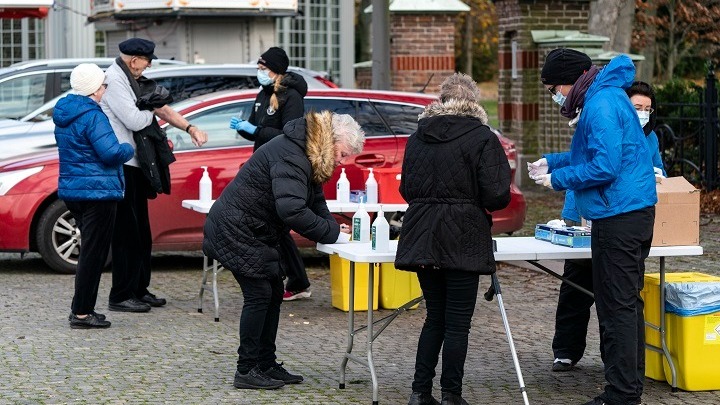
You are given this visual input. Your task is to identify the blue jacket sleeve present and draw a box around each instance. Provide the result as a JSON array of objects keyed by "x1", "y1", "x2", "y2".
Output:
[
  {"x1": 647, "y1": 131, "x2": 667, "y2": 176},
  {"x1": 544, "y1": 151, "x2": 571, "y2": 172},
  {"x1": 87, "y1": 110, "x2": 134, "y2": 166}
]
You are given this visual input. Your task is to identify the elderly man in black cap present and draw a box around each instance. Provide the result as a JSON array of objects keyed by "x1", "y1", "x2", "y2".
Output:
[
  {"x1": 528, "y1": 48, "x2": 657, "y2": 405},
  {"x1": 101, "y1": 38, "x2": 208, "y2": 313}
]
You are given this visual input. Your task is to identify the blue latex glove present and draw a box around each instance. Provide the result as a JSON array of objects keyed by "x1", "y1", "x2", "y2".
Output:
[
  {"x1": 237, "y1": 120, "x2": 257, "y2": 134},
  {"x1": 229, "y1": 116, "x2": 248, "y2": 130}
]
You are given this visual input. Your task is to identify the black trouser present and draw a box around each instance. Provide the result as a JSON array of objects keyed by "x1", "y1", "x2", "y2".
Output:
[
  {"x1": 552, "y1": 258, "x2": 595, "y2": 363},
  {"x1": 412, "y1": 268, "x2": 480, "y2": 396},
  {"x1": 592, "y1": 207, "x2": 654, "y2": 405},
  {"x1": 66, "y1": 200, "x2": 117, "y2": 315},
  {"x1": 234, "y1": 271, "x2": 284, "y2": 373},
  {"x1": 109, "y1": 165, "x2": 153, "y2": 303},
  {"x1": 280, "y1": 231, "x2": 310, "y2": 292}
]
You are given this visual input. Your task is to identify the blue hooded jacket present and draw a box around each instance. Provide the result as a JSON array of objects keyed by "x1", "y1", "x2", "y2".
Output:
[
  {"x1": 54, "y1": 93, "x2": 134, "y2": 201},
  {"x1": 544, "y1": 55, "x2": 657, "y2": 220}
]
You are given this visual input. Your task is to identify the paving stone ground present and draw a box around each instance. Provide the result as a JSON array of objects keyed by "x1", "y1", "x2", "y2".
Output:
[{"x1": 0, "y1": 214, "x2": 718, "y2": 405}]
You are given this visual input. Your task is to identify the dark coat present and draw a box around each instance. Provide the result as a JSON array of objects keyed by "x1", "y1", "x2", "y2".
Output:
[
  {"x1": 394, "y1": 99, "x2": 512, "y2": 275},
  {"x1": 203, "y1": 111, "x2": 340, "y2": 279},
  {"x1": 237, "y1": 71, "x2": 308, "y2": 151}
]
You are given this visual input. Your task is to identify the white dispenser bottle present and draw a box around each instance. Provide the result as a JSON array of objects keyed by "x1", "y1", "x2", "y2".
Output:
[
  {"x1": 371, "y1": 208, "x2": 390, "y2": 252},
  {"x1": 352, "y1": 203, "x2": 371, "y2": 242},
  {"x1": 199, "y1": 166, "x2": 212, "y2": 202},
  {"x1": 336, "y1": 167, "x2": 350, "y2": 203},
  {"x1": 365, "y1": 168, "x2": 378, "y2": 204}
]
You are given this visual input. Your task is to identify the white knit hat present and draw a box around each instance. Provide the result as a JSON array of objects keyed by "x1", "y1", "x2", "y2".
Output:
[{"x1": 70, "y1": 63, "x2": 105, "y2": 96}]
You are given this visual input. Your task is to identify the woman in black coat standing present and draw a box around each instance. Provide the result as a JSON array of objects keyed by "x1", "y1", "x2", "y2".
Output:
[
  {"x1": 229, "y1": 46, "x2": 313, "y2": 302},
  {"x1": 205, "y1": 112, "x2": 364, "y2": 390},
  {"x1": 395, "y1": 73, "x2": 512, "y2": 405}
]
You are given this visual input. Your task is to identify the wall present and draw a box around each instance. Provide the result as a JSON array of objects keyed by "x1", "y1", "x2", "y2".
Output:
[{"x1": 46, "y1": 0, "x2": 95, "y2": 58}]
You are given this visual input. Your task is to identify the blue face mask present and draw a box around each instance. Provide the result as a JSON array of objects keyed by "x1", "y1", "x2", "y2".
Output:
[
  {"x1": 257, "y1": 69, "x2": 274, "y2": 86},
  {"x1": 637, "y1": 110, "x2": 650, "y2": 127},
  {"x1": 552, "y1": 91, "x2": 566, "y2": 107}
]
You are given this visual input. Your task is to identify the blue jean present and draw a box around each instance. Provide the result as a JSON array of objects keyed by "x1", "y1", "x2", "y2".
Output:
[
  {"x1": 412, "y1": 268, "x2": 480, "y2": 396},
  {"x1": 233, "y1": 272, "x2": 284, "y2": 373}
]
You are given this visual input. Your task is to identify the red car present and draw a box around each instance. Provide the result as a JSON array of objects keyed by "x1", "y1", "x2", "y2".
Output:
[{"x1": 0, "y1": 89, "x2": 526, "y2": 273}]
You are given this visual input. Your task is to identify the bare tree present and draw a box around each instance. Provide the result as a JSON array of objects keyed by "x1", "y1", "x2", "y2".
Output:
[{"x1": 588, "y1": 0, "x2": 633, "y2": 52}]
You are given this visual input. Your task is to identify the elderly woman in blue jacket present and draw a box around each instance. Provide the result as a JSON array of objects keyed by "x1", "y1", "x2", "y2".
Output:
[
  {"x1": 54, "y1": 63, "x2": 134, "y2": 329},
  {"x1": 529, "y1": 49, "x2": 657, "y2": 405}
]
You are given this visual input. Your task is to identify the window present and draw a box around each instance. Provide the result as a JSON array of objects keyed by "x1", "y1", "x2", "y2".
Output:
[
  {"x1": 0, "y1": 74, "x2": 48, "y2": 119},
  {"x1": 373, "y1": 102, "x2": 423, "y2": 135},
  {"x1": 165, "y1": 102, "x2": 254, "y2": 151},
  {"x1": 153, "y1": 76, "x2": 259, "y2": 104},
  {"x1": 0, "y1": 18, "x2": 45, "y2": 67},
  {"x1": 304, "y1": 98, "x2": 389, "y2": 137}
]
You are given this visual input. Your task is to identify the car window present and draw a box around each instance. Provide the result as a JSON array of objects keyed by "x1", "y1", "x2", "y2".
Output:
[
  {"x1": 0, "y1": 74, "x2": 47, "y2": 120},
  {"x1": 165, "y1": 102, "x2": 254, "y2": 151},
  {"x1": 372, "y1": 102, "x2": 423, "y2": 135},
  {"x1": 304, "y1": 98, "x2": 389, "y2": 137},
  {"x1": 59, "y1": 72, "x2": 72, "y2": 94},
  {"x1": 154, "y1": 76, "x2": 260, "y2": 104}
]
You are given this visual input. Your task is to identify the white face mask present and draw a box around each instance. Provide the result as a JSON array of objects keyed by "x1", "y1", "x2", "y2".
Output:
[
  {"x1": 552, "y1": 91, "x2": 566, "y2": 107},
  {"x1": 257, "y1": 69, "x2": 274, "y2": 86},
  {"x1": 637, "y1": 110, "x2": 650, "y2": 127}
]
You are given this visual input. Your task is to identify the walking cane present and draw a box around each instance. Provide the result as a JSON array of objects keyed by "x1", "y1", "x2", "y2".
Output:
[{"x1": 485, "y1": 274, "x2": 530, "y2": 405}]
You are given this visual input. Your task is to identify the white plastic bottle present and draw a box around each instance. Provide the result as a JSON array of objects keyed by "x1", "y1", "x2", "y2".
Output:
[
  {"x1": 199, "y1": 166, "x2": 212, "y2": 202},
  {"x1": 365, "y1": 168, "x2": 378, "y2": 204},
  {"x1": 336, "y1": 167, "x2": 350, "y2": 203},
  {"x1": 352, "y1": 203, "x2": 371, "y2": 242},
  {"x1": 371, "y1": 208, "x2": 390, "y2": 252}
]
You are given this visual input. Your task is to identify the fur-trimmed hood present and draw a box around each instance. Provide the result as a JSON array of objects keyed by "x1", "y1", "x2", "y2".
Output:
[
  {"x1": 415, "y1": 98, "x2": 489, "y2": 144},
  {"x1": 283, "y1": 111, "x2": 336, "y2": 184}
]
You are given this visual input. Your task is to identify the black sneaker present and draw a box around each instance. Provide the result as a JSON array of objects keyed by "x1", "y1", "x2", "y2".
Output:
[
  {"x1": 552, "y1": 359, "x2": 576, "y2": 372},
  {"x1": 581, "y1": 398, "x2": 606, "y2": 405},
  {"x1": 139, "y1": 292, "x2": 167, "y2": 307},
  {"x1": 233, "y1": 366, "x2": 285, "y2": 390},
  {"x1": 408, "y1": 391, "x2": 440, "y2": 405},
  {"x1": 69, "y1": 313, "x2": 111, "y2": 329},
  {"x1": 68, "y1": 311, "x2": 106, "y2": 321},
  {"x1": 108, "y1": 298, "x2": 151, "y2": 313},
  {"x1": 263, "y1": 362, "x2": 303, "y2": 384}
]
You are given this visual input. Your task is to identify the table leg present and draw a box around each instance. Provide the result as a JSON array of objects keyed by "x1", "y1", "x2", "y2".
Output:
[
  {"x1": 212, "y1": 259, "x2": 220, "y2": 322},
  {"x1": 339, "y1": 260, "x2": 356, "y2": 389},
  {"x1": 368, "y1": 263, "x2": 378, "y2": 405},
  {"x1": 659, "y1": 256, "x2": 678, "y2": 391},
  {"x1": 198, "y1": 256, "x2": 210, "y2": 313}
]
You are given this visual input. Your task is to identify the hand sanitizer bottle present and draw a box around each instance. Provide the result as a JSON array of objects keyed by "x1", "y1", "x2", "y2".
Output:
[
  {"x1": 365, "y1": 168, "x2": 378, "y2": 204},
  {"x1": 352, "y1": 203, "x2": 371, "y2": 242},
  {"x1": 199, "y1": 166, "x2": 212, "y2": 202},
  {"x1": 336, "y1": 167, "x2": 350, "y2": 203},
  {"x1": 371, "y1": 208, "x2": 390, "y2": 252}
]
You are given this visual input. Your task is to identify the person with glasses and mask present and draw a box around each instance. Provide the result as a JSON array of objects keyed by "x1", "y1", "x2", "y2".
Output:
[
  {"x1": 101, "y1": 38, "x2": 208, "y2": 314},
  {"x1": 228, "y1": 46, "x2": 313, "y2": 303},
  {"x1": 528, "y1": 48, "x2": 657, "y2": 405},
  {"x1": 55, "y1": 63, "x2": 134, "y2": 329},
  {"x1": 540, "y1": 77, "x2": 668, "y2": 379}
]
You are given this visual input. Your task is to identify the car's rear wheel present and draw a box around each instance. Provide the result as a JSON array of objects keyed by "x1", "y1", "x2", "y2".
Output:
[{"x1": 36, "y1": 200, "x2": 80, "y2": 274}]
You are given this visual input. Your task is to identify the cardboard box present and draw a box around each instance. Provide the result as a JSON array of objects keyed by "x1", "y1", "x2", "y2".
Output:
[
  {"x1": 653, "y1": 177, "x2": 700, "y2": 246},
  {"x1": 551, "y1": 227, "x2": 591, "y2": 248}
]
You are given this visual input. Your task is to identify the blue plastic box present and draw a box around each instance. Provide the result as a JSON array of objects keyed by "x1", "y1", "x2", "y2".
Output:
[
  {"x1": 551, "y1": 227, "x2": 591, "y2": 248},
  {"x1": 534, "y1": 224, "x2": 555, "y2": 241}
]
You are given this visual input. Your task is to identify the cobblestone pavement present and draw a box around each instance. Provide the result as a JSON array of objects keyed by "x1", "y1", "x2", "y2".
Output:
[{"x1": 0, "y1": 215, "x2": 718, "y2": 404}]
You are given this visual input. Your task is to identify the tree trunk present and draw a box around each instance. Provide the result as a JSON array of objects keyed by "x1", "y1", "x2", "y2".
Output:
[
  {"x1": 356, "y1": 0, "x2": 372, "y2": 63},
  {"x1": 639, "y1": 2, "x2": 657, "y2": 82},
  {"x1": 613, "y1": 0, "x2": 634, "y2": 53},
  {"x1": 463, "y1": 6, "x2": 473, "y2": 75},
  {"x1": 588, "y1": 0, "x2": 625, "y2": 51}
]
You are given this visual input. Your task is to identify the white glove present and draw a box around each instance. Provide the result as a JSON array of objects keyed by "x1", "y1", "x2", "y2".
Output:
[
  {"x1": 334, "y1": 232, "x2": 351, "y2": 244},
  {"x1": 534, "y1": 173, "x2": 553, "y2": 189},
  {"x1": 527, "y1": 158, "x2": 548, "y2": 179},
  {"x1": 653, "y1": 167, "x2": 665, "y2": 178}
]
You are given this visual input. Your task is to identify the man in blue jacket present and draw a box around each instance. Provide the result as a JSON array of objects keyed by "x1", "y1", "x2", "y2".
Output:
[{"x1": 530, "y1": 49, "x2": 657, "y2": 405}]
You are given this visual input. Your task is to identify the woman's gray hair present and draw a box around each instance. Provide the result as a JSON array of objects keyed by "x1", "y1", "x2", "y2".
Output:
[
  {"x1": 439, "y1": 73, "x2": 481, "y2": 103},
  {"x1": 331, "y1": 113, "x2": 365, "y2": 154}
]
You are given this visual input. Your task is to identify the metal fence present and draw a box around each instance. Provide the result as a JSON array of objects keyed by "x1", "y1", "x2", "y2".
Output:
[{"x1": 656, "y1": 65, "x2": 720, "y2": 190}]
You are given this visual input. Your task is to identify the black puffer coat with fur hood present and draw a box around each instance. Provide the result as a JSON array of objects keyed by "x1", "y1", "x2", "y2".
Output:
[
  {"x1": 394, "y1": 99, "x2": 511, "y2": 275},
  {"x1": 203, "y1": 111, "x2": 340, "y2": 279}
]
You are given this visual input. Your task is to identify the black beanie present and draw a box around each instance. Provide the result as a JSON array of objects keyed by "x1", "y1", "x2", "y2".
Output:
[
  {"x1": 258, "y1": 47, "x2": 289, "y2": 75},
  {"x1": 541, "y1": 48, "x2": 592, "y2": 85}
]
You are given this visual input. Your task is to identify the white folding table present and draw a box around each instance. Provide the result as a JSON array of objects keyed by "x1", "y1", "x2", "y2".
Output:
[
  {"x1": 180, "y1": 199, "x2": 408, "y2": 322},
  {"x1": 316, "y1": 237, "x2": 703, "y2": 402}
]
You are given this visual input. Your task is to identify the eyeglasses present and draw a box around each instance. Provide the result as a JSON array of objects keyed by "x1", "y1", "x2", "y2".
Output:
[
  {"x1": 635, "y1": 106, "x2": 654, "y2": 114},
  {"x1": 135, "y1": 56, "x2": 152, "y2": 64},
  {"x1": 102, "y1": 83, "x2": 108, "y2": 89},
  {"x1": 548, "y1": 85, "x2": 558, "y2": 95}
]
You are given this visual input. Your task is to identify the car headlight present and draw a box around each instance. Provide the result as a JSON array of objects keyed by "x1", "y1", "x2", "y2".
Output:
[{"x1": 0, "y1": 166, "x2": 43, "y2": 196}]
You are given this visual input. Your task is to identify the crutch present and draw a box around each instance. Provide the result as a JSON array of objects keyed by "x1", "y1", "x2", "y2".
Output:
[{"x1": 485, "y1": 273, "x2": 530, "y2": 405}]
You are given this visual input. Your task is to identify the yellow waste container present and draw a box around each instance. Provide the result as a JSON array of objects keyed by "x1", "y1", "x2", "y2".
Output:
[
  {"x1": 379, "y1": 263, "x2": 422, "y2": 310},
  {"x1": 642, "y1": 272, "x2": 720, "y2": 389},
  {"x1": 329, "y1": 254, "x2": 379, "y2": 311}
]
